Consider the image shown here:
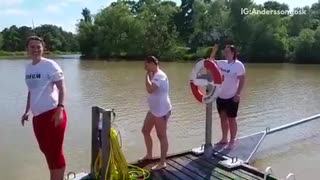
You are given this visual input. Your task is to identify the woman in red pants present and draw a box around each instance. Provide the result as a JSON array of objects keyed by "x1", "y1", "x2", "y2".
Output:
[{"x1": 21, "y1": 36, "x2": 67, "y2": 180}]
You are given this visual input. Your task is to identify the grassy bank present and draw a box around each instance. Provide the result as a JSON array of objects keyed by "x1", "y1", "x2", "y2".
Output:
[
  {"x1": 0, "y1": 50, "x2": 80, "y2": 59},
  {"x1": 79, "y1": 46, "x2": 214, "y2": 62}
]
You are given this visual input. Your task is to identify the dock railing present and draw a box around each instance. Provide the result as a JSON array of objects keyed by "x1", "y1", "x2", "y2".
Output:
[{"x1": 90, "y1": 106, "x2": 112, "y2": 180}]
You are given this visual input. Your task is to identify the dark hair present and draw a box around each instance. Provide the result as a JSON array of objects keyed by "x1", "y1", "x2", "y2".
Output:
[
  {"x1": 26, "y1": 36, "x2": 45, "y2": 47},
  {"x1": 145, "y1": 56, "x2": 159, "y2": 65},
  {"x1": 225, "y1": 45, "x2": 237, "y2": 60}
]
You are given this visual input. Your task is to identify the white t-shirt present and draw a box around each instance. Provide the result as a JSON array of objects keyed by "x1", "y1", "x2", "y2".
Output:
[
  {"x1": 216, "y1": 60, "x2": 245, "y2": 99},
  {"x1": 25, "y1": 58, "x2": 64, "y2": 116},
  {"x1": 147, "y1": 69, "x2": 172, "y2": 117}
]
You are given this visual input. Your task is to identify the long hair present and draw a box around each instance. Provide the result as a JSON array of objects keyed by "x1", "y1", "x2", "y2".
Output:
[{"x1": 145, "y1": 56, "x2": 159, "y2": 65}]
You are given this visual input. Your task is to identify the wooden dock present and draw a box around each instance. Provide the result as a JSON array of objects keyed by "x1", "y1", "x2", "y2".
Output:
[
  {"x1": 66, "y1": 106, "x2": 280, "y2": 180},
  {"x1": 131, "y1": 150, "x2": 277, "y2": 180},
  {"x1": 131, "y1": 131, "x2": 275, "y2": 180}
]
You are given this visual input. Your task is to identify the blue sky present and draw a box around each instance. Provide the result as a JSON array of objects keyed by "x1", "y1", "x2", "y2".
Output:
[{"x1": 0, "y1": 0, "x2": 318, "y2": 33}]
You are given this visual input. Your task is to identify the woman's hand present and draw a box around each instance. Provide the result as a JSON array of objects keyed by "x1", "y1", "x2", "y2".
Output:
[
  {"x1": 21, "y1": 113, "x2": 29, "y2": 126},
  {"x1": 147, "y1": 71, "x2": 154, "y2": 80},
  {"x1": 52, "y1": 107, "x2": 64, "y2": 127}
]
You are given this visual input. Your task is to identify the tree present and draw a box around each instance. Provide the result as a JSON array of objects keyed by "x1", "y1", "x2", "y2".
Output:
[{"x1": 1, "y1": 24, "x2": 79, "y2": 52}]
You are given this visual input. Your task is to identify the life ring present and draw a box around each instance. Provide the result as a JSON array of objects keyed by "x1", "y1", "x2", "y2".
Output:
[{"x1": 190, "y1": 58, "x2": 223, "y2": 104}]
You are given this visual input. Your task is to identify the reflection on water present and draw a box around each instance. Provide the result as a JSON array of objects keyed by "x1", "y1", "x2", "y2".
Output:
[{"x1": 0, "y1": 59, "x2": 320, "y2": 180}]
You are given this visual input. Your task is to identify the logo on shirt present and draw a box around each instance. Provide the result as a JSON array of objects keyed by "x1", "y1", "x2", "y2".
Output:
[
  {"x1": 26, "y1": 73, "x2": 41, "y2": 79},
  {"x1": 220, "y1": 68, "x2": 230, "y2": 73}
]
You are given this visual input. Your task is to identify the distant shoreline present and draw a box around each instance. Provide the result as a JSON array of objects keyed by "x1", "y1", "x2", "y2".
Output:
[
  {"x1": 2, "y1": 51, "x2": 319, "y2": 64},
  {"x1": 0, "y1": 51, "x2": 80, "y2": 59}
]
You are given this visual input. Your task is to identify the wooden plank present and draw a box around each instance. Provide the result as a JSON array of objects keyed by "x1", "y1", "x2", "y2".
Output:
[
  {"x1": 187, "y1": 154, "x2": 259, "y2": 180},
  {"x1": 151, "y1": 162, "x2": 192, "y2": 180},
  {"x1": 184, "y1": 154, "x2": 241, "y2": 180},
  {"x1": 151, "y1": 169, "x2": 183, "y2": 180},
  {"x1": 170, "y1": 156, "x2": 223, "y2": 180},
  {"x1": 100, "y1": 110, "x2": 111, "y2": 180},
  {"x1": 90, "y1": 106, "x2": 99, "y2": 176},
  {"x1": 179, "y1": 156, "x2": 231, "y2": 180},
  {"x1": 141, "y1": 160, "x2": 190, "y2": 180},
  {"x1": 166, "y1": 157, "x2": 206, "y2": 180}
]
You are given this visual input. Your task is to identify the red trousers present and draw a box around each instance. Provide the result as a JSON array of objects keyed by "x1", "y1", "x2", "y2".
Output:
[{"x1": 32, "y1": 108, "x2": 67, "y2": 170}]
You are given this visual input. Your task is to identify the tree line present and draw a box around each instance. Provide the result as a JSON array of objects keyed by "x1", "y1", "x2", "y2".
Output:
[
  {"x1": 0, "y1": 24, "x2": 79, "y2": 55},
  {"x1": 1, "y1": 0, "x2": 320, "y2": 63},
  {"x1": 76, "y1": 0, "x2": 320, "y2": 63}
]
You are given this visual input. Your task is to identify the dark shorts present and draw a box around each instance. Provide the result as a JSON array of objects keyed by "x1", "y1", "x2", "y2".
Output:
[
  {"x1": 216, "y1": 97, "x2": 239, "y2": 118},
  {"x1": 163, "y1": 110, "x2": 171, "y2": 121}
]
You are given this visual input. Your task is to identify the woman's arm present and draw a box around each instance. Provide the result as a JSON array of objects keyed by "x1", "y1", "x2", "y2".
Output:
[
  {"x1": 145, "y1": 72, "x2": 159, "y2": 94},
  {"x1": 210, "y1": 44, "x2": 219, "y2": 60},
  {"x1": 54, "y1": 80, "x2": 65, "y2": 108},
  {"x1": 24, "y1": 91, "x2": 30, "y2": 114}
]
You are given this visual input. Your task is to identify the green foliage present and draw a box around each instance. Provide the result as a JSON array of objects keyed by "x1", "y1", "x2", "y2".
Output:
[
  {"x1": 0, "y1": 33, "x2": 3, "y2": 49},
  {"x1": 0, "y1": 24, "x2": 79, "y2": 53},
  {"x1": 3, "y1": 0, "x2": 320, "y2": 63},
  {"x1": 75, "y1": 0, "x2": 320, "y2": 63}
]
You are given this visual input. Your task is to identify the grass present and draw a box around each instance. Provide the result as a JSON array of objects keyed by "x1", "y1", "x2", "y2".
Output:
[{"x1": 0, "y1": 50, "x2": 80, "y2": 59}]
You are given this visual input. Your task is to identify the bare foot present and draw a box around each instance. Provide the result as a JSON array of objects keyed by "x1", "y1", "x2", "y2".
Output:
[
  {"x1": 138, "y1": 155, "x2": 152, "y2": 162},
  {"x1": 225, "y1": 142, "x2": 235, "y2": 150},
  {"x1": 151, "y1": 162, "x2": 167, "y2": 170},
  {"x1": 214, "y1": 140, "x2": 228, "y2": 146}
]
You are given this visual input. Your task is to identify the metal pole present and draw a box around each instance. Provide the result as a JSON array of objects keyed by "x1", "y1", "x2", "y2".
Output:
[
  {"x1": 204, "y1": 77, "x2": 213, "y2": 158},
  {"x1": 266, "y1": 113, "x2": 320, "y2": 135}
]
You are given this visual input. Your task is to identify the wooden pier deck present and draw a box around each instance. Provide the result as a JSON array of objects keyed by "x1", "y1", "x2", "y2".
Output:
[
  {"x1": 132, "y1": 150, "x2": 277, "y2": 180},
  {"x1": 66, "y1": 106, "x2": 280, "y2": 180}
]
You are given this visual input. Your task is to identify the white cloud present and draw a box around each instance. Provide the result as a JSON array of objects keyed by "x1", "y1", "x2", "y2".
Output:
[
  {"x1": 0, "y1": 0, "x2": 24, "y2": 7},
  {"x1": 45, "y1": 0, "x2": 89, "y2": 4},
  {"x1": 44, "y1": 2, "x2": 71, "y2": 14},
  {"x1": 45, "y1": 5, "x2": 62, "y2": 13},
  {"x1": 59, "y1": 2, "x2": 68, "y2": 7},
  {"x1": 33, "y1": 18, "x2": 77, "y2": 33},
  {"x1": 0, "y1": 8, "x2": 29, "y2": 15}
]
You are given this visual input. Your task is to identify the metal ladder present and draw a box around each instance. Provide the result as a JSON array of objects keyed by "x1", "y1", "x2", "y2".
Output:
[{"x1": 264, "y1": 166, "x2": 296, "y2": 180}]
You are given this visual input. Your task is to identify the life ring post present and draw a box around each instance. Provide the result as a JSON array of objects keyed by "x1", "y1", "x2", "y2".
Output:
[
  {"x1": 189, "y1": 58, "x2": 223, "y2": 158},
  {"x1": 204, "y1": 87, "x2": 213, "y2": 158}
]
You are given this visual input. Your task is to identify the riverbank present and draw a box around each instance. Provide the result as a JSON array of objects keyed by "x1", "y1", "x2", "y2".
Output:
[
  {"x1": 79, "y1": 46, "x2": 320, "y2": 64},
  {"x1": 0, "y1": 51, "x2": 80, "y2": 59},
  {"x1": 2, "y1": 49, "x2": 319, "y2": 64}
]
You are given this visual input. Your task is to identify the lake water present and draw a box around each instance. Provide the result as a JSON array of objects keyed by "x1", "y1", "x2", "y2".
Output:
[{"x1": 0, "y1": 57, "x2": 320, "y2": 180}]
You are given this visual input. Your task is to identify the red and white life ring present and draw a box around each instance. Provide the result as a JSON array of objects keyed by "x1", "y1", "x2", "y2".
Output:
[{"x1": 190, "y1": 58, "x2": 223, "y2": 104}]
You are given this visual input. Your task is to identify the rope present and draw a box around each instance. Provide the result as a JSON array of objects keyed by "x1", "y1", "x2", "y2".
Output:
[
  {"x1": 94, "y1": 110, "x2": 150, "y2": 180},
  {"x1": 65, "y1": 109, "x2": 150, "y2": 180}
]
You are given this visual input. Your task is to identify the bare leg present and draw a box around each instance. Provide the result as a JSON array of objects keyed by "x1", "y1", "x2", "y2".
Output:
[
  {"x1": 152, "y1": 114, "x2": 169, "y2": 170},
  {"x1": 50, "y1": 167, "x2": 65, "y2": 180},
  {"x1": 215, "y1": 111, "x2": 229, "y2": 144},
  {"x1": 141, "y1": 111, "x2": 155, "y2": 160},
  {"x1": 227, "y1": 117, "x2": 237, "y2": 149}
]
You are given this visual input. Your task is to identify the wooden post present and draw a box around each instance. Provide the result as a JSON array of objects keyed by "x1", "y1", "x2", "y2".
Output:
[
  {"x1": 90, "y1": 106, "x2": 99, "y2": 176},
  {"x1": 100, "y1": 110, "x2": 111, "y2": 180}
]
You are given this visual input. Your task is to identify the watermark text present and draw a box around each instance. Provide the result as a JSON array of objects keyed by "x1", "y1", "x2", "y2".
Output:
[{"x1": 241, "y1": 8, "x2": 307, "y2": 16}]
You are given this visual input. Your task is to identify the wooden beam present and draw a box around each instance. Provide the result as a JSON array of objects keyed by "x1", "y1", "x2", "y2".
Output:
[
  {"x1": 90, "y1": 106, "x2": 99, "y2": 176},
  {"x1": 100, "y1": 110, "x2": 111, "y2": 180}
]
